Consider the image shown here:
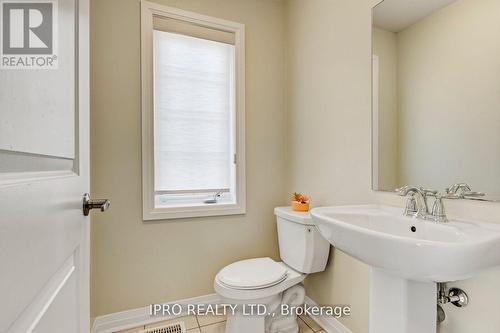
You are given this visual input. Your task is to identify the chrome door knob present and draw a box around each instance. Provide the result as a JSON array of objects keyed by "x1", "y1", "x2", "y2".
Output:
[{"x1": 83, "y1": 193, "x2": 110, "y2": 216}]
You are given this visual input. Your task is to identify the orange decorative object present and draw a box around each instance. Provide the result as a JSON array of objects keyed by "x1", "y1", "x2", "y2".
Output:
[
  {"x1": 292, "y1": 192, "x2": 310, "y2": 212},
  {"x1": 292, "y1": 201, "x2": 310, "y2": 212}
]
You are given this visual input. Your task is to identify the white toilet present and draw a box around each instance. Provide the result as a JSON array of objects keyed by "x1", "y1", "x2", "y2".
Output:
[{"x1": 214, "y1": 207, "x2": 330, "y2": 333}]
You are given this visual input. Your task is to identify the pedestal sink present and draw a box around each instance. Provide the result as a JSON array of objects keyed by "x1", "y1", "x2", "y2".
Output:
[{"x1": 310, "y1": 205, "x2": 500, "y2": 333}]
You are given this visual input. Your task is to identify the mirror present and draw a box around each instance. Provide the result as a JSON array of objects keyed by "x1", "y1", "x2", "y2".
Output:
[{"x1": 371, "y1": 0, "x2": 500, "y2": 201}]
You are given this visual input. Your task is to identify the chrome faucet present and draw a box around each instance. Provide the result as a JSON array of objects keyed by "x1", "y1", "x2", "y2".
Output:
[
  {"x1": 446, "y1": 183, "x2": 471, "y2": 196},
  {"x1": 446, "y1": 183, "x2": 485, "y2": 199},
  {"x1": 395, "y1": 186, "x2": 447, "y2": 223},
  {"x1": 396, "y1": 186, "x2": 430, "y2": 218}
]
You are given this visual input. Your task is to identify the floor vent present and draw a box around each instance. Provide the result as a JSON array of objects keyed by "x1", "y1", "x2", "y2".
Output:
[{"x1": 139, "y1": 322, "x2": 186, "y2": 333}]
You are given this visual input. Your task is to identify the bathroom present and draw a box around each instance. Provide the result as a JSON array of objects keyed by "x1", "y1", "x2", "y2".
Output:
[{"x1": 1, "y1": 0, "x2": 500, "y2": 332}]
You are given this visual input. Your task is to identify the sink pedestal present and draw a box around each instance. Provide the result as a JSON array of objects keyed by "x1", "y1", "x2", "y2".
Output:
[{"x1": 369, "y1": 269, "x2": 437, "y2": 333}]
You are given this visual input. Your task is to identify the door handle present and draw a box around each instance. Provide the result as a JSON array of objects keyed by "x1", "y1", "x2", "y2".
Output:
[{"x1": 83, "y1": 193, "x2": 110, "y2": 216}]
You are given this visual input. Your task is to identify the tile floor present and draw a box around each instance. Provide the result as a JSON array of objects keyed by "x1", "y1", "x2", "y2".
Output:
[{"x1": 116, "y1": 313, "x2": 326, "y2": 333}]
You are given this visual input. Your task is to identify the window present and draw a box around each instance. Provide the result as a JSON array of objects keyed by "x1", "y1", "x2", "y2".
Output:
[{"x1": 141, "y1": 2, "x2": 245, "y2": 220}]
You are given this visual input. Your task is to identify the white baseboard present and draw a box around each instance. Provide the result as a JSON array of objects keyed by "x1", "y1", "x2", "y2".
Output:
[
  {"x1": 91, "y1": 294, "x2": 352, "y2": 333},
  {"x1": 91, "y1": 294, "x2": 220, "y2": 333},
  {"x1": 304, "y1": 296, "x2": 353, "y2": 333}
]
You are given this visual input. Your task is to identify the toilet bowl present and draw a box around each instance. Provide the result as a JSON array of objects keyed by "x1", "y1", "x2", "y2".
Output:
[{"x1": 213, "y1": 207, "x2": 330, "y2": 333}]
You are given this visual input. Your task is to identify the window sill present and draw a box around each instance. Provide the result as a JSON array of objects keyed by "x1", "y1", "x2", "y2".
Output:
[{"x1": 142, "y1": 202, "x2": 246, "y2": 221}]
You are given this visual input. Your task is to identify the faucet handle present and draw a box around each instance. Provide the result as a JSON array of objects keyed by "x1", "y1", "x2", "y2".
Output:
[
  {"x1": 404, "y1": 195, "x2": 418, "y2": 216},
  {"x1": 431, "y1": 194, "x2": 448, "y2": 223},
  {"x1": 446, "y1": 183, "x2": 472, "y2": 197},
  {"x1": 446, "y1": 183, "x2": 487, "y2": 199}
]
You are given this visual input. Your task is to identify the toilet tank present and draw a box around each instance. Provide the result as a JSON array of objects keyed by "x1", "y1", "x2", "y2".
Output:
[{"x1": 274, "y1": 207, "x2": 330, "y2": 274}]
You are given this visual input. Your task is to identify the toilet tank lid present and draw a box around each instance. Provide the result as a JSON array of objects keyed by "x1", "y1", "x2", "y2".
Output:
[{"x1": 274, "y1": 206, "x2": 314, "y2": 225}]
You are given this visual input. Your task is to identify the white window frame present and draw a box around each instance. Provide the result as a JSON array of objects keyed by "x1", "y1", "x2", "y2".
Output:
[{"x1": 141, "y1": 1, "x2": 246, "y2": 220}]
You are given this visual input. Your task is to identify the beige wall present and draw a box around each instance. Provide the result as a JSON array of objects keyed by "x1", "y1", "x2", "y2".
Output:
[
  {"x1": 372, "y1": 27, "x2": 399, "y2": 190},
  {"x1": 285, "y1": 1, "x2": 378, "y2": 332},
  {"x1": 397, "y1": 0, "x2": 500, "y2": 196},
  {"x1": 90, "y1": 0, "x2": 287, "y2": 317}
]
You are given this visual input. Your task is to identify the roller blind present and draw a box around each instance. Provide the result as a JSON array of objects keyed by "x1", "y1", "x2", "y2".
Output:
[
  {"x1": 153, "y1": 16, "x2": 235, "y2": 45},
  {"x1": 153, "y1": 29, "x2": 236, "y2": 192}
]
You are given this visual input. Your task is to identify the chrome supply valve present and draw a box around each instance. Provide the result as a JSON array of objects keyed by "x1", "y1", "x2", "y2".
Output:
[
  {"x1": 436, "y1": 283, "x2": 469, "y2": 325},
  {"x1": 438, "y1": 283, "x2": 469, "y2": 308}
]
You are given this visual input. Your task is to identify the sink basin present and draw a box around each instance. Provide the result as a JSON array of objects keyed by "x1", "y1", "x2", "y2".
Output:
[{"x1": 311, "y1": 204, "x2": 500, "y2": 282}]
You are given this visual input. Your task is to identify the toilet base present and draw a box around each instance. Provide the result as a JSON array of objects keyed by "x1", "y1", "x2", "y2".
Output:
[
  {"x1": 225, "y1": 312, "x2": 299, "y2": 333},
  {"x1": 266, "y1": 315, "x2": 299, "y2": 333},
  {"x1": 222, "y1": 284, "x2": 305, "y2": 333},
  {"x1": 225, "y1": 311, "x2": 266, "y2": 333}
]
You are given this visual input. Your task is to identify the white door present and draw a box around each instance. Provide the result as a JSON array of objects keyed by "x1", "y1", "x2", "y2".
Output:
[{"x1": 0, "y1": 0, "x2": 94, "y2": 332}]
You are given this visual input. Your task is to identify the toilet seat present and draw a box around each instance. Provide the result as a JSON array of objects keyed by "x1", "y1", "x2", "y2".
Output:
[
  {"x1": 217, "y1": 258, "x2": 288, "y2": 290},
  {"x1": 214, "y1": 259, "x2": 306, "y2": 301}
]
